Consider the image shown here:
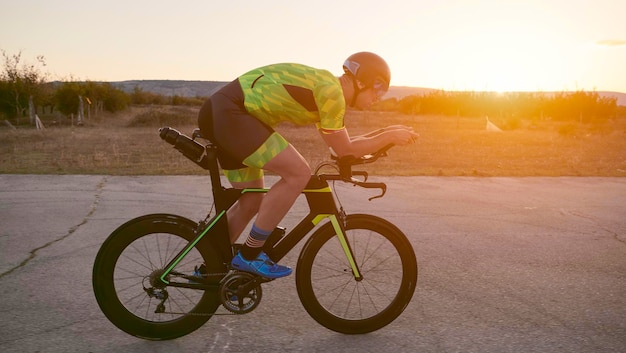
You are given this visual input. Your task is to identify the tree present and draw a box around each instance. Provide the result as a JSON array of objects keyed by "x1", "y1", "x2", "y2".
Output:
[
  {"x1": 0, "y1": 50, "x2": 49, "y2": 124},
  {"x1": 100, "y1": 83, "x2": 130, "y2": 113},
  {"x1": 53, "y1": 81, "x2": 84, "y2": 116},
  {"x1": 53, "y1": 80, "x2": 130, "y2": 118}
]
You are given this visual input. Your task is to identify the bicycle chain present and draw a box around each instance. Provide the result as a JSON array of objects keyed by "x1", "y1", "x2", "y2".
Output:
[
  {"x1": 192, "y1": 270, "x2": 275, "y2": 282},
  {"x1": 194, "y1": 272, "x2": 229, "y2": 278},
  {"x1": 161, "y1": 310, "x2": 239, "y2": 317}
]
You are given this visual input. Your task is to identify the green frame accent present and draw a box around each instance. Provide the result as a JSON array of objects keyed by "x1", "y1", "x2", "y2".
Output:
[
  {"x1": 324, "y1": 214, "x2": 361, "y2": 278},
  {"x1": 160, "y1": 210, "x2": 226, "y2": 284}
]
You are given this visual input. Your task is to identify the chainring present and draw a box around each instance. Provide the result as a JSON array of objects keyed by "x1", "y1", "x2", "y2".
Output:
[{"x1": 219, "y1": 272, "x2": 262, "y2": 314}]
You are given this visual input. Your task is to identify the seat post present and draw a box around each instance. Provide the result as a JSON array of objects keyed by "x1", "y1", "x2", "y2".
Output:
[{"x1": 205, "y1": 144, "x2": 224, "y2": 193}]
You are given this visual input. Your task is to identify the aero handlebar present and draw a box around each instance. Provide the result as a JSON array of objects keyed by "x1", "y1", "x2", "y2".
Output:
[{"x1": 320, "y1": 144, "x2": 394, "y2": 201}]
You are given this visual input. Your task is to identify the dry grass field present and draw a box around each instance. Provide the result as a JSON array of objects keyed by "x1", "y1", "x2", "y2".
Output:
[{"x1": 1, "y1": 105, "x2": 625, "y2": 176}]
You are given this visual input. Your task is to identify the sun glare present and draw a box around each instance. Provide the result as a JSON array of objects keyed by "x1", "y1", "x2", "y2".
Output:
[
  {"x1": 384, "y1": 2, "x2": 585, "y2": 93},
  {"x1": 444, "y1": 26, "x2": 568, "y2": 92}
]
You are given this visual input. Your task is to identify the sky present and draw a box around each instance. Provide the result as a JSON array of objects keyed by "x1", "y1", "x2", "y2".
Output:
[{"x1": 2, "y1": 0, "x2": 625, "y2": 93}]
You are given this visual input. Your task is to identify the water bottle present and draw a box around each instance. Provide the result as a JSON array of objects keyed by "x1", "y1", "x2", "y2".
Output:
[{"x1": 159, "y1": 127, "x2": 209, "y2": 169}]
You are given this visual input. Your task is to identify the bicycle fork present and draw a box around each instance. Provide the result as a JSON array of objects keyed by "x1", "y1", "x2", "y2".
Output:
[
  {"x1": 313, "y1": 213, "x2": 363, "y2": 280},
  {"x1": 303, "y1": 178, "x2": 363, "y2": 281}
]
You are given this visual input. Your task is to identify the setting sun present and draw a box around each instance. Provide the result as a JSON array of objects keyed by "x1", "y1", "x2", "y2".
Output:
[
  {"x1": 376, "y1": 2, "x2": 624, "y2": 92},
  {"x1": 440, "y1": 25, "x2": 571, "y2": 93}
]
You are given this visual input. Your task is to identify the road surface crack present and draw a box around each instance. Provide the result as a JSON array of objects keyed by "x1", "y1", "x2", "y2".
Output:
[
  {"x1": 568, "y1": 210, "x2": 626, "y2": 246},
  {"x1": 0, "y1": 177, "x2": 107, "y2": 279}
]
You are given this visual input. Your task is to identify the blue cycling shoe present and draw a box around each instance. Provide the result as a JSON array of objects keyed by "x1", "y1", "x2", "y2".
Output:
[
  {"x1": 231, "y1": 251, "x2": 292, "y2": 279},
  {"x1": 189, "y1": 264, "x2": 206, "y2": 283}
]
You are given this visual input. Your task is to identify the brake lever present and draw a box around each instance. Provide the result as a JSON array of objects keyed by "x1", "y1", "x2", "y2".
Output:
[
  {"x1": 351, "y1": 180, "x2": 387, "y2": 201},
  {"x1": 367, "y1": 183, "x2": 387, "y2": 201}
]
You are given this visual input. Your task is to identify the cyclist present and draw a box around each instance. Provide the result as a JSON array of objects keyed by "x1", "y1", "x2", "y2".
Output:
[{"x1": 197, "y1": 52, "x2": 418, "y2": 279}]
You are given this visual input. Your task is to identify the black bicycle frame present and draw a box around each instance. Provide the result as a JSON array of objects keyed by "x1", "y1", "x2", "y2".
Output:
[{"x1": 158, "y1": 144, "x2": 362, "y2": 287}]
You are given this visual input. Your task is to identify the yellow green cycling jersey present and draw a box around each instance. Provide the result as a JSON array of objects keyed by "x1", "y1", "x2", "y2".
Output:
[{"x1": 238, "y1": 63, "x2": 345, "y2": 132}]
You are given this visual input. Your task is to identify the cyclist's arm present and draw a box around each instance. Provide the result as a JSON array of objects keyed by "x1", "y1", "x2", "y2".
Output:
[
  {"x1": 320, "y1": 127, "x2": 416, "y2": 158},
  {"x1": 351, "y1": 125, "x2": 415, "y2": 140}
]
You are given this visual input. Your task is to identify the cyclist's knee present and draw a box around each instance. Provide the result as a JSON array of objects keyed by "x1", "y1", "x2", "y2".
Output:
[
  {"x1": 264, "y1": 146, "x2": 311, "y2": 189},
  {"x1": 284, "y1": 161, "x2": 311, "y2": 189},
  {"x1": 296, "y1": 164, "x2": 311, "y2": 188}
]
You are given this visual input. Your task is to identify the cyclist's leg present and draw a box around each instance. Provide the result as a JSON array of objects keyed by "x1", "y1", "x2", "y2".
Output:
[
  {"x1": 226, "y1": 171, "x2": 264, "y2": 243},
  {"x1": 220, "y1": 140, "x2": 309, "y2": 279},
  {"x1": 226, "y1": 143, "x2": 309, "y2": 278},
  {"x1": 225, "y1": 143, "x2": 311, "y2": 278},
  {"x1": 232, "y1": 135, "x2": 310, "y2": 258},
  {"x1": 252, "y1": 144, "x2": 310, "y2": 232}
]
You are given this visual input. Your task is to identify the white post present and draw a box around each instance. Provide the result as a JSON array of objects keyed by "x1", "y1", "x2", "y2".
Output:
[{"x1": 35, "y1": 114, "x2": 45, "y2": 130}]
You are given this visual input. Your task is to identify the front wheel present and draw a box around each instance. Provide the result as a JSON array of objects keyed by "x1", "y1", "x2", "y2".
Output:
[
  {"x1": 296, "y1": 214, "x2": 417, "y2": 334},
  {"x1": 92, "y1": 214, "x2": 226, "y2": 340}
]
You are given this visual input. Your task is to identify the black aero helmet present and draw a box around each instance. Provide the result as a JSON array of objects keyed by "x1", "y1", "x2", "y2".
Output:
[{"x1": 342, "y1": 52, "x2": 391, "y2": 92}]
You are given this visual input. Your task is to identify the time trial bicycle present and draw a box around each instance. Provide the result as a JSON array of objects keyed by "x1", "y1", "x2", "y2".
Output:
[{"x1": 92, "y1": 127, "x2": 417, "y2": 340}]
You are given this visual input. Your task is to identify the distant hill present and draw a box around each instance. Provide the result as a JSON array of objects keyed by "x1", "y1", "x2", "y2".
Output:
[
  {"x1": 112, "y1": 80, "x2": 226, "y2": 97},
  {"x1": 111, "y1": 80, "x2": 626, "y2": 106},
  {"x1": 603, "y1": 91, "x2": 626, "y2": 106}
]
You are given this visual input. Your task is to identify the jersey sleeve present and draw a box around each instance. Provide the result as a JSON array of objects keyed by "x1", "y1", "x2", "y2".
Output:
[{"x1": 314, "y1": 80, "x2": 345, "y2": 133}]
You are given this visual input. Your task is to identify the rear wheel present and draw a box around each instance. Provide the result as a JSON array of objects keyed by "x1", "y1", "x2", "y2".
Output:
[
  {"x1": 93, "y1": 214, "x2": 226, "y2": 340},
  {"x1": 296, "y1": 214, "x2": 417, "y2": 334}
]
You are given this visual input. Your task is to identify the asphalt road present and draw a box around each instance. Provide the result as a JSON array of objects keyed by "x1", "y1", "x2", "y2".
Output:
[{"x1": 0, "y1": 175, "x2": 625, "y2": 353}]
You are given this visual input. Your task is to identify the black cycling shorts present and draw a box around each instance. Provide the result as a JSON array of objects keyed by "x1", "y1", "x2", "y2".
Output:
[{"x1": 197, "y1": 79, "x2": 289, "y2": 182}]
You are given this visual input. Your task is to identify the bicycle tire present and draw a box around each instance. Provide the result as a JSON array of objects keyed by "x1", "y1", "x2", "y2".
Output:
[
  {"x1": 92, "y1": 214, "x2": 225, "y2": 340},
  {"x1": 296, "y1": 214, "x2": 417, "y2": 334}
]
